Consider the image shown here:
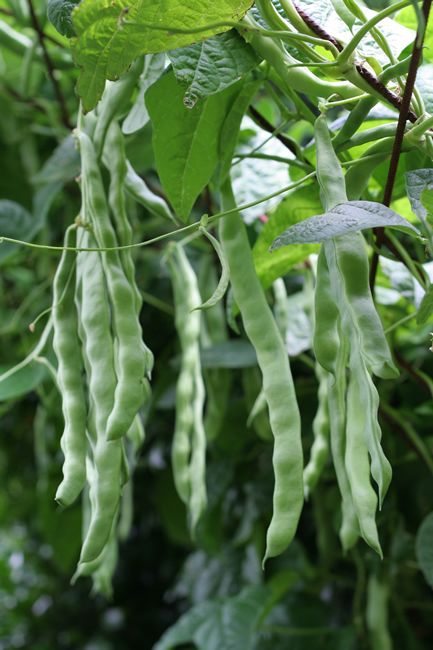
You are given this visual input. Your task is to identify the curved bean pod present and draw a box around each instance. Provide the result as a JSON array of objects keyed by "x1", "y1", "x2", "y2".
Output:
[
  {"x1": 76, "y1": 229, "x2": 122, "y2": 565},
  {"x1": 54, "y1": 226, "x2": 87, "y2": 507},
  {"x1": 78, "y1": 131, "x2": 148, "y2": 441},
  {"x1": 219, "y1": 181, "x2": 303, "y2": 563}
]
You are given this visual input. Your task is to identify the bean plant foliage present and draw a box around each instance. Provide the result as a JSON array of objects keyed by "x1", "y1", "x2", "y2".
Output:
[{"x1": 1, "y1": 0, "x2": 433, "y2": 647}]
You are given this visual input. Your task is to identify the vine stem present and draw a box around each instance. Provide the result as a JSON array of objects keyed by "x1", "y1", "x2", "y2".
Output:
[
  {"x1": 26, "y1": 0, "x2": 72, "y2": 130},
  {"x1": 369, "y1": 0, "x2": 432, "y2": 292},
  {"x1": 0, "y1": 173, "x2": 316, "y2": 254}
]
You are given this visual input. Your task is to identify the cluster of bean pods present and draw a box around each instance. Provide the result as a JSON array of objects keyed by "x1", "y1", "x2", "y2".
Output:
[
  {"x1": 51, "y1": 105, "x2": 161, "y2": 592},
  {"x1": 305, "y1": 114, "x2": 398, "y2": 556}
]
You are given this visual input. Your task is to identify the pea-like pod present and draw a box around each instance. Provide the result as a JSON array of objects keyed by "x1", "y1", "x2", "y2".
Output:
[
  {"x1": 349, "y1": 348, "x2": 392, "y2": 506},
  {"x1": 328, "y1": 339, "x2": 360, "y2": 552},
  {"x1": 303, "y1": 364, "x2": 330, "y2": 498},
  {"x1": 345, "y1": 369, "x2": 382, "y2": 557},
  {"x1": 76, "y1": 230, "x2": 123, "y2": 565},
  {"x1": 53, "y1": 226, "x2": 87, "y2": 507},
  {"x1": 167, "y1": 244, "x2": 207, "y2": 530},
  {"x1": 103, "y1": 121, "x2": 154, "y2": 367},
  {"x1": 78, "y1": 131, "x2": 148, "y2": 441},
  {"x1": 219, "y1": 181, "x2": 303, "y2": 563},
  {"x1": 198, "y1": 256, "x2": 231, "y2": 442},
  {"x1": 93, "y1": 58, "x2": 143, "y2": 155},
  {"x1": 366, "y1": 572, "x2": 392, "y2": 650},
  {"x1": 324, "y1": 235, "x2": 398, "y2": 379},
  {"x1": 313, "y1": 247, "x2": 340, "y2": 374}
]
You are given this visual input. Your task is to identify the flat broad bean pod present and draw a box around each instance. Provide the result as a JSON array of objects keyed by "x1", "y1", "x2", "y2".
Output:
[
  {"x1": 53, "y1": 226, "x2": 87, "y2": 507},
  {"x1": 219, "y1": 180, "x2": 303, "y2": 563},
  {"x1": 78, "y1": 130, "x2": 148, "y2": 442},
  {"x1": 167, "y1": 243, "x2": 207, "y2": 532}
]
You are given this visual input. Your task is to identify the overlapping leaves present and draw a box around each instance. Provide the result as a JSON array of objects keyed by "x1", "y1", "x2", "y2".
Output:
[{"x1": 71, "y1": 0, "x2": 254, "y2": 111}]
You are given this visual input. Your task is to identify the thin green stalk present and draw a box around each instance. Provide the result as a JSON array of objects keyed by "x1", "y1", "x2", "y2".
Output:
[
  {"x1": 0, "y1": 173, "x2": 316, "y2": 254},
  {"x1": 337, "y1": 0, "x2": 413, "y2": 66}
]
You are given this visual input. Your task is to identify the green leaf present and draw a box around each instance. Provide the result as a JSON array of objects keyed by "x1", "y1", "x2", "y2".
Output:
[
  {"x1": 0, "y1": 200, "x2": 38, "y2": 264},
  {"x1": 72, "y1": 0, "x2": 254, "y2": 111},
  {"x1": 416, "y1": 512, "x2": 433, "y2": 588},
  {"x1": 0, "y1": 362, "x2": 46, "y2": 402},
  {"x1": 153, "y1": 585, "x2": 269, "y2": 650},
  {"x1": 271, "y1": 201, "x2": 420, "y2": 248},
  {"x1": 405, "y1": 168, "x2": 433, "y2": 224},
  {"x1": 168, "y1": 30, "x2": 259, "y2": 106},
  {"x1": 396, "y1": 7, "x2": 433, "y2": 62},
  {"x1": 253, "y1": 186, "x2": 321, "y2": 288},
  {"x1": 47, "y1": 0, "x2": 80, "y2": 38},
  {"x1": 146, "y1": 69, "x2": 240, "y2": 221}
]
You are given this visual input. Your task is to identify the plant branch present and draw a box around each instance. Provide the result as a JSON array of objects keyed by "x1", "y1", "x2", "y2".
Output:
[
  {"x1": 370, "y1": 0, "x2": 432, "y2": 292},
  {"x1": 291, "y1": 1, "x2": 417, "y2": 122},
  {"x1": 248, "y1": 105, "x2": 298, "y2": 157},
  {"x1": 26, "y1": 0, "x2": 72, "y2": 130}
]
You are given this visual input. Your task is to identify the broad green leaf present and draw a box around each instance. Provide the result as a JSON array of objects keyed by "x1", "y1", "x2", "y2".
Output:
[
  {"x1": 271, "y1": 201, "x2": 420, "y2": 248},
  {"x1": 0, "y1": 362, "x2": 46, "y2": 402},
  {"x1": 0, "y1": 200, "x2": 38, "y2": 264},
  {"x1": 146, "y1": 70, "x2": 239, "y2": 221},
  {"x1": 405, "y1": 168, "x2": 433, "y2": 223},
  {"x1": 122, "y1": 54, "x2": 166, "y2": 135},
  {"x1": 168, "y1": 30, "x2": 259, "y2": 106},
  {"x1": 153, "y1": 585, "x2": 269, "y2": 650},
  {"x1": 72, "y1": 0, "x2": 254, "y2": 111},
  {"x1": 47, "y1": 0, "x2": 80, "y2": 38},
  {"x1": 415, "y1": 512, "x2": 433, "y2": 588},
  {"x1": 253, "y1": 186, "x2": 321, "y2": 288},
  {"x1": 416, "y1": 64, "x2": 433, "y2": 114}
]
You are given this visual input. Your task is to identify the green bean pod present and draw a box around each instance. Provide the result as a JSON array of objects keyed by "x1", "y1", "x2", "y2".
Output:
[
  {"x1": 303, "y1": 364, "x2": 330, "y2": 498},
  {"x1": 167, "y1": 244, "x2": 207, "y2": 530},
  {"x1": 328, "y1": 338, "x2": 360, "y2": 551},
  {"x1": 78, "y1": 131, "x2": 148, "y2": 441},
  {"x1": 93, "y1": 58, "x2": 143, "y2": 154},
  {"x1": 349, "y1": 350, "x2": 392, "y2": 506},
  {"x1": 198, "y1": 256, "x2": 231, "y2": 441},
  {"x1": 345, "y1": 369, "x2": 382, "y2": 557},
  {"x1": 54, "y1": 226, "x2": 87, "y2": 507},
  {"x1": 313, "y1": 247, "x2": 340, "y2": 374},
  {"x1": 219, "y1": 181, "x2": 303, "y2": 563},
  {"x1": 76, "y1": 229, "x2": 123, "y2": 565},
  {"x1": 103, "y1": 121, "x2": 154, "y2": 366},
  {"x1": 366, "y1": 573, "x2": 392, "y2": 650}
]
